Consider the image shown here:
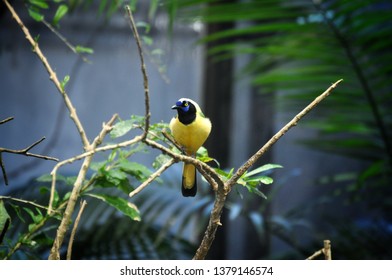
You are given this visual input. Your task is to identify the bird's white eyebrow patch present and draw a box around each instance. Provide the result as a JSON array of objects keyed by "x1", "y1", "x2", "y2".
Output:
[{"x1": 178, "y1": 97, "x2": 195, "y2": 104}]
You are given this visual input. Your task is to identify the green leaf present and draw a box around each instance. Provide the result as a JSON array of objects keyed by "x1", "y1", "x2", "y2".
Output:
[
  {"x1": 151, "y1": 48, "x2": 165, "y2": 57},
  {"x1": 110, "y1": 120, "x2": 135, "y2": 138},
  {"x1": 148, "y1": 0, "x2": 159, "y2": 20},
  {"x1": 90, "y1": 160, "x2": 107, "y2": 172},
  {"x1": 142, "y1": 36, "x2": 153, "y2": 46},
  {"x1": 87, "y1": 193, "x2": 141, "y2": 221},
  {"x1": 40, "y1": 187, "x2": 60, "y2": 208},
  {"x1": 28, "y1": 8, "x2": 44, "y2": 22},
  {"x1": 53, "y1": 4, "x2": 68, "y2": 26},
  {"x1": 152, "y1": 154, "x2": 172, "y2": 169},
  {"x1": 245, "y1": 175, "x2": 274, "y2": 185},
  {"x1": 197, "y1": 146, "x2": 220, "y2": 166},
  {"x1": 136, "y1": 21, "x2": 151, "y2": 33},
  {"x1": 98, "y1": 0, "x2": 108, "y2": 15},
  {"x1": 29, "y1": 0, "x2": 49, "y2": 9},
  {"x1": 214, "y1": 168, "x2": 234, "y2": 180},
  {"x1": 23, "y1": 207, "x2": 44, "y2": 224},
  {"x1": 118, "y1": 160, "x2": 152, "y2": 182},
  {"x1": 246, "y1": 185, "x2": 268, "y2": 199},
  {"x1": 0, "y1": 200, "x2": 11, "y2": 244},
  {"x1": 244, "y1": 164, "x2": 283, "y2": 178},
  {"x1": 75, "y1": 45, "x2": 94, "y2": 54},
  {"x1": 60, "y1": 75, "x2": 70, "y2": 91},
  {"x1": 36, "y1": 173, "x2": 54, "y2": 182}
]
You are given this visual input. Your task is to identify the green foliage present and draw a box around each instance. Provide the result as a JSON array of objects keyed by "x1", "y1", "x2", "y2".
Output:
[
  {"x1": 215, "y1": 164, "x2": 283, "y2": 199},
  {"x1": 1, "y1": 111, "x2": 280, "y2": 259},
  {"x1": 60, "y1": 75, "x2": 70, "y2": 91},
  {"x1": 0, "y1": 200, "x2": 11, "y2": 245},
  {"x1": 52, "y1": 4, "x2": 68, "y2": 26},
  {"x1": 86, "y1": 193, "x2": 141, "y2": 221}
]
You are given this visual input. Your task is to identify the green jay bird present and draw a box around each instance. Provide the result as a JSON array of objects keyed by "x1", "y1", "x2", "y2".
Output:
[{"x1": 170, "y1": 98, "x2": 212, "y2": 197}]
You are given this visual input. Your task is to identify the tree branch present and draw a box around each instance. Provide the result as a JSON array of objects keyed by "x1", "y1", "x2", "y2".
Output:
[
  {"x1": 0, "y1": 117, "x2": 14, "y2": 125},
  {"x1": 193, "y1": 80, "x2": 343, "y2": 260},
  {"x1": 3, "y1": 0, "x2": 90, "y2": 149},
  {"x1": 125, "y1": 5, "x2": 151, "y2": 138},
  {"x1": 144, "y1": 138, "x2": 222, "y2": 191},
  {"x1": 66, "y1": 200, "x2": 87, "y2": 260},
  {"x1": 48, "y1": 114, "x2": 117, "y2": 259},
  {"x1": 0, "y1": 137, "x2": 59, "y2": 186},
  {"x1": 0, "y1": 195, "x2": 56, "y2": 212},
  {"x1": 226, "y1": 79, "x2": 343, "y2": 189},
  {"x1": 129, "y1": 158, "x2": 176, "y2": 198},
  {"x1": 0, "y1": 137, "x2": 58, "y2": 162}
]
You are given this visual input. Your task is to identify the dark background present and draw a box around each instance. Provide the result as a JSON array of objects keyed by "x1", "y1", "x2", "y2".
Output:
[{"x1": 1, "y1": 0, "x2": 391, "y2": 259}]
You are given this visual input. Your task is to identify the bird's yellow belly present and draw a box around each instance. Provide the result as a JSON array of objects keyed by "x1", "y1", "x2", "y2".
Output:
[{"x1": 170, "y1": 117, "x2": 211, "y2": 155}]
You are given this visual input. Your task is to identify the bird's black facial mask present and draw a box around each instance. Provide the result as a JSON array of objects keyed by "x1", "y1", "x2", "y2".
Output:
[{"x1": 172, "y1": 100, "x2": 196, "y2": 125}]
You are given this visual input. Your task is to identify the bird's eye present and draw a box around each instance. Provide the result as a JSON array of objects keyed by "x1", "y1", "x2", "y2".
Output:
[{"x1": 183, "y1": 102, "x2": 188, "y2": 107}]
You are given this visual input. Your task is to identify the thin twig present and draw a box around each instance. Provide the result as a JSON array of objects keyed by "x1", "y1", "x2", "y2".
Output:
[
  {"x1": 306, "y1": 248, "x2": 323, "y2": 260},
  {"x1": 0, "y1": 137, "x2": 59, "y2": 186},
  {"x1": 0, "y1": 196, "x2": 55, "y2": 212},
  {"x1": 0, "y1": 137, "x2": 59, "y2": 162},
  {"x1": 162, "y1": 131, "x2": 184, "y2": 152},
  {"x1": 42, "y1": 19, "x2": 90, "y2": 63},
  {"x1": 3, "y1": 0, "x2": 90, "y2": 149},
  {"x1": 66, "y1": 200, "x2": 87, "y2": 260},
  {"x1": 129, "y1": 158, "x2": 175, "y2": 198},
  {"x1": 0, "y1": 117, "x2": 14, "y2": 125},
  {"x1": 0, "y1": 154, "x2": 8, "y2": 186},
  {"x1": 226, "y1": 79, "x2": 343, "y2": 190},
  {"x1": 125, "y1": 5, "x2": 151, "y2": 137},
  {"x1": 193, "y1": 80, "x2": 343, "y2": 260}
]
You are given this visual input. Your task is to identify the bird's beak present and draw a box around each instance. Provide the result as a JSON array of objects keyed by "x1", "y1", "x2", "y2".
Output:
[{"x1": 171, "y1": 105, "x2": 180, "y2": 110}]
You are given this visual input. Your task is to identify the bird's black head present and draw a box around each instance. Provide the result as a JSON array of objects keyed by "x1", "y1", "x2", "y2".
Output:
[{"x1": 171, "y1": 98, "x2": 197, "y2": 125}]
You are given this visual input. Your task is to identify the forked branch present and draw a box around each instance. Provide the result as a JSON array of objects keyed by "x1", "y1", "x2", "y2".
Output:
[
  {"x1": 193, "y1": 80, "x2": 343, "y2": 260},
  {"x1": 0, "y1": 116, "x2": 58, "y2": 185}
]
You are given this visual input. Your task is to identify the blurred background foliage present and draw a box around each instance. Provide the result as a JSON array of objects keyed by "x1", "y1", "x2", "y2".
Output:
[{"x1": 1, "y1": 0, "x2": 391, "y2": 259}]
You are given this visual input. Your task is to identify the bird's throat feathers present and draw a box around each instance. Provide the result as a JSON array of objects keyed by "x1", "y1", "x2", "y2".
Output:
[{"x1": 177, "y1": 111, "x2": 196, "y2": 125}]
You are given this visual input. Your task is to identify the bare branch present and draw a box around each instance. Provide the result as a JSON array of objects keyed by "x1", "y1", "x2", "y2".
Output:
[
  {"x1": 0, "y1": 137, "x2": 59, "y2": 186},
  {"x1": 3, "y1": 0, "x2": 90, "y2": 149},
  {"x1": 129, "y1": 158, "x2": 175, "y2": 198},
  {"x1": 162, "y1": 131, "x2": 184, "y2": 152},
  {"x1": 193, "y1": 80, "x2": 343, "y2": 260},
  {"x1": 125, "y1": 5, "x2": 151, "y2": 137},
  {"x1": 193, "y1": 190, "x2": 226, "y2": 260},
  {"x1": 0, "y1": 195, "x2": 56, "y2": 212},
  {"x1": 0, "y1": 137, "x2": 58, "y2": 162},
  {"x1": 144, "y1": 138, "x2": 222, "y2": 191},
  {"x1": 42, "y1": 19, "x2": 90, "y2": 63},
  {"x1": 226, "y1": 79, "x2": 343, "y2": 190},
  {"x1": 0, "y1": 117, "x2": 14, "y2": 125},
  {"x1": 67, "y1": 200, "x2": 87, "y2": 260},
  {"x1": 0, "y1": 154, "x2": 8, "y2": 186}
]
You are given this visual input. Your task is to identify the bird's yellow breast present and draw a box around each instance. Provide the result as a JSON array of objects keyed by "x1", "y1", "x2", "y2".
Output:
[{"x1": 169, "y1": 114, "x2": 211, "y2": 155}]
